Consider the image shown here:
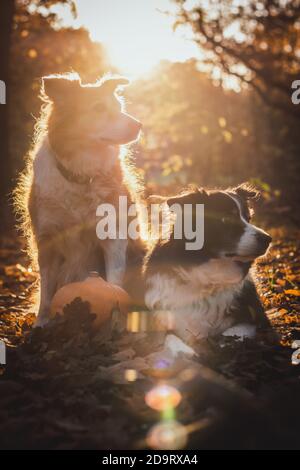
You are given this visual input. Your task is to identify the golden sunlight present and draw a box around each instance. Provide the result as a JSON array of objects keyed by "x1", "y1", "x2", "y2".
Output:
[{"x1": 74, "y1": 0, "x2": 199, "y2": 78}]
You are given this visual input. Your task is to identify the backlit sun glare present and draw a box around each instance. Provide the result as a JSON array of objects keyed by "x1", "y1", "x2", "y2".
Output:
[{"x1": 72, "y1": 0, "x2": 199, "y2": 79}]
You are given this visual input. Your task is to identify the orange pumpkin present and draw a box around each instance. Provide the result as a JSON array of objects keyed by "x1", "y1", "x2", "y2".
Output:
[{"x1": 50, "y1": 272, "x2": 130, "y2": 328}]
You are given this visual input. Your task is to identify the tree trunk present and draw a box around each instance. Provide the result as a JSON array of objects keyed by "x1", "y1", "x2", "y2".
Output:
[{"x1": 0, "y1": 0, "x2": 15, "y2": 232}]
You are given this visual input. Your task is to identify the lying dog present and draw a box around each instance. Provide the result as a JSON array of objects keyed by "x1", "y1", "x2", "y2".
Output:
[
  {"x1": 143, "y1": 184, "x2": 272, "y2": 342},
  {"x1": 15, "y1": 73, "x2": 144, "y2": 326}
]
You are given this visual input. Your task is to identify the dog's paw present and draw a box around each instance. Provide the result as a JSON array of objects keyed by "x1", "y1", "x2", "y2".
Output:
[
  {"x1": 222, "y1": 323, "x2": 256, "y2": 340},
  {"x1": 164, "y1": 334, "x2": 197, "y2": 357}
]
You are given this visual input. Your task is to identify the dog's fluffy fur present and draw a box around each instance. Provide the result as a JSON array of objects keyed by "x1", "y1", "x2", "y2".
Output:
[
  {"x1": 143, "y1": 185, "x2": 272, "y2": 342},
  {"x1": 14, "y1": 73, "x2": 145, "y2": 326}
]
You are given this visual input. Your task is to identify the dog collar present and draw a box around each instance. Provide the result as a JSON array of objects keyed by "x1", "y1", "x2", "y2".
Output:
[
  {"x1": 46, "y1": 138, "x2": 96, "y2": 185},
  {"x1": 55, "y1": 157, "x2": 94, "y2": 185},
  {"x1": 46, "y1": 138, "x2": 116, "y2": 186}
]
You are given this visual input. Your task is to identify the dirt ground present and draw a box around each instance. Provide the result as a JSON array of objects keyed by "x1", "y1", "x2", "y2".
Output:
[{"x1": 0, "y1": 220, "x2": 300, "y2": 450}]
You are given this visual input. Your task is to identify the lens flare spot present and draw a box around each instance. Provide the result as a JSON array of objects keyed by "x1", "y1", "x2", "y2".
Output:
[
  {"x1": 127, "y1": 311, "x2": 149, "y2": 333},
  {"x1": 125, "y1": 369, "x2": 138, "y2": 382},
  {"x1": 28, "y1": 48, "x2": 38, "y2": 59},
  {"x1": 147, "y1": 421, "x2": 188, "y2": 450},
  {"x1": 154, "y1": 310, "x2": 175, "y2": 331},
  {"x1": 145, "y1": 384, "x2": 182, "y2": 411},
  {"x1": 155, "y1": 359, "x2": 172, "y2": 370}
]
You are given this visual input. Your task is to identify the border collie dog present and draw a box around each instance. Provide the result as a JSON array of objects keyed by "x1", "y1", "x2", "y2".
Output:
[
  {"x1": 15, "y1": 73, "x2": 144, "y2": 326},
  {"x1": 143, "y1": 185, "x2": 272, "y2": 342}
]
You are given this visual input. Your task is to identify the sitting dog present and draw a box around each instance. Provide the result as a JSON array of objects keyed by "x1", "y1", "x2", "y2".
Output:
[
  {"x1": 143, "y1": 184, "x2": 272, "y2": 342},
  {"x1": 15, "y1": 73, "x2": 144, "y2": 326}
]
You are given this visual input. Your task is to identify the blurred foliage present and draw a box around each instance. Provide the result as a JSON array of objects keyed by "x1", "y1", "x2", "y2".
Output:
[
  {"x1": 173, "y1": 0, "x2": 300, "y2": 119},
  {"x1": 127, "y1": 60, "x2": 300, "y2": 204}
]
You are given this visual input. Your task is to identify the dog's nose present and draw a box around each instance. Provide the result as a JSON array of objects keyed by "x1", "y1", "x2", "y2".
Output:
[{"x1": 255, "y1": 231, "x2": 272, "y2": 250}]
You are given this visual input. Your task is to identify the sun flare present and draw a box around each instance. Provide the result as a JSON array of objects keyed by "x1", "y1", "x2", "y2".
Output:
[{"x1": 74, "y1": 0, "x2": 199, "y2": 78}]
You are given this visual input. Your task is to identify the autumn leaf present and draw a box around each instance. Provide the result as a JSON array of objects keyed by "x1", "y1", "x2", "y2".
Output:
[
  {"x1": 278, "y1": 308, "x2": 288, "y2": 314},
  {"x1": 284, "y1": 289, "x2": 300, "y2": 297}
]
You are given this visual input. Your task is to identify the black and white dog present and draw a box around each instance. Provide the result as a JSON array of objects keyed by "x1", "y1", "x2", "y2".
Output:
[{"x1": 143, "y1": 184, "x2": 272, "y2": 343}]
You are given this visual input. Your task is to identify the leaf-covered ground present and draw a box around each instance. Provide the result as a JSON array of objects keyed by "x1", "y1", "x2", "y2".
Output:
[{"x1": 0, "y1": 225, "x2": 299, "y2": 450}]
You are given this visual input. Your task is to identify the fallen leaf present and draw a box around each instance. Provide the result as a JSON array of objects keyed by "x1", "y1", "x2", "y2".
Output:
[{"x1": 284, "y1": 289, "x2": 300, "y2": 297}]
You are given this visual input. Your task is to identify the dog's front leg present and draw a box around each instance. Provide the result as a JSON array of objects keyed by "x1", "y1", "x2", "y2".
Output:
[
  {"x1": 35, "y1": 243, "x2": 62, "y2": 327},
  {"x1": 102, "y1": 239, "x2": 128, "y2": 286}
]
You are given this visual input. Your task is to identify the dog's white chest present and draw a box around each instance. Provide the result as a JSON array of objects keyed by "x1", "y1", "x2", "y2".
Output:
[{"x1": 145, "y1": 271, "x2": 243, "y2": 340}]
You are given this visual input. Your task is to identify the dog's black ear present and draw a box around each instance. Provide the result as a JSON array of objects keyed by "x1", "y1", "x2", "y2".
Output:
[
  {"x1": 166, "y1": 187, "x2": 208, "y2": 207},
  {"x1": 102, "y1": 77, "x2": 130, "y2": 93},
  {"x1": 166, "y1": 194, "x2": 186, "y2": 208},
  {"x1": 196, "y1": 187, "x2": 209, "y2": 198},
  {"x1": 234, "y1": 182, "x2": 260, "y2": 201},
  {"x1": 41, "y1": 74, "x2": 80, "y2": 103}
]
